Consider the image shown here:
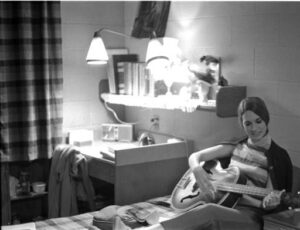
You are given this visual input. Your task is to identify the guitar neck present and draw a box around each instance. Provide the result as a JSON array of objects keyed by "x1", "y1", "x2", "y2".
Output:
[{"x1": 216, "y1": 182, "x2": 274, "y2": 198}]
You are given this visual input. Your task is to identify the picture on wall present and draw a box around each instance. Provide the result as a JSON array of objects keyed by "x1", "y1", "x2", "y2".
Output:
[{"x1": 131, "y1": 1, "x2": 171, "y2": 38}]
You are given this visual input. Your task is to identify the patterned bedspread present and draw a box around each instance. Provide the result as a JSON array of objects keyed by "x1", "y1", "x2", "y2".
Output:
[
  {"x1": 33, "y1": 196, "x2": 180, "y2": 230},
  {"x1": 35, "y1": 212, "x2": 97, "y2": 230}
]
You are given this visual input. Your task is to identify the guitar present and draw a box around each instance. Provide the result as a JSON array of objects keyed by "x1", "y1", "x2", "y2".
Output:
[{"x1": 171, "y1": 160, "x2": 300, "y2": 211}]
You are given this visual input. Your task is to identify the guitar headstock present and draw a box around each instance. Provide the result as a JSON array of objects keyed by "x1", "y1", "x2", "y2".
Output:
[{"x1": 282, "y1": 191, "x2": 300, "y2": 209}]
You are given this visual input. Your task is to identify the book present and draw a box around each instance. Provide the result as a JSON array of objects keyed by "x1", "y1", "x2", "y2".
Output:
[
  {"x1": 138, "y1": 63, "x2": 148, "y2": 96},
  {"x1": 132, "y1": 62, "x2": 139, "y2": 96},
  {"x1": 124, "y1": 62, "x2": 148, "y2": 96},
  {"x1": 124, "y1": 62, "x2": 133, "y2": 95},
  {"x1": 116, "y1": 61, "x2": 126, "y2": 94},
  {"x1": 112, "y1": 54, "x2": 138, "y2": 94},
  {"x1": 106, "y1": 49, "x2": 128, "y2": 94}
]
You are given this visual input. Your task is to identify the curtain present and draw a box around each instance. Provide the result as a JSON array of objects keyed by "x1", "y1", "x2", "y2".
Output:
[{"x1": 0, "y1": 1, "x2": 63, "y2": 162}]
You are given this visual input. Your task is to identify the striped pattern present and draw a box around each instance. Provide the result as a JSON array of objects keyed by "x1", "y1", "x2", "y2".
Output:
[
  {"x1": 33, "y1": 196, "x2": 177, "y2": 230},
  {"x1": 35, "y1": 211, "x2": 97, "y2": 230},
  {"x1": 230, "y1": 143, "x2": 269, "y2": 188},
  {"x1": 121, "y1": 196, "x2": 179, "y2": 222},
  {"x1": 0, "y1": 2, "x2": 63, "y2": 161},
  {"x1": 230, "y1": 142, "x2": 270, "y2": 207}
]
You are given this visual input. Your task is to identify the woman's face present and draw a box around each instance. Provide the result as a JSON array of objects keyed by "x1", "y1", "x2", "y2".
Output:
[{"x1": 242, "y1": 110, "x2": 268, "y2": 142}]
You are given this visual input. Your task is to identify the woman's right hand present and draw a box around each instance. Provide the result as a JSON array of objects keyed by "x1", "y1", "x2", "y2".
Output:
[{"x1": 192, "y1": 165, "x2": 216, "y2": 201}]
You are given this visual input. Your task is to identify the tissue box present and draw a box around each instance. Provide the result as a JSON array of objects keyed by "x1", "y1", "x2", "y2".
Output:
[{"x1": 69, "y1": 129, "x2": 94, "y2": 146}]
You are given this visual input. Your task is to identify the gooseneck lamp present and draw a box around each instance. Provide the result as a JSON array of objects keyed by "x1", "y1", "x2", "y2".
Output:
[
  {"x1": 86, "y1": 28, "x2": 132, "y2": 65},
  {"x1": 86, "y1": 28, "x2": 171, "y2": 68}
]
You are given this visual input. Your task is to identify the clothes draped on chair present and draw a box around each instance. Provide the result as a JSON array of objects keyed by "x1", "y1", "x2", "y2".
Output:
[
  {"x1": 0, "y1": 1, "x2": 63, "y2": 162},
  {"x1": 48, "y1": 145, "x2": 96, "y2": 218}
]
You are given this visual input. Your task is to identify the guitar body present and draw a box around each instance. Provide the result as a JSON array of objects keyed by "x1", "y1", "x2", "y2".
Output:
[
  {"x1": 171, "y1": 161, "x2": 300, "y2": 212},
  {"x1": 171, "y1": 161, "x2": 246, "y2": 211}
]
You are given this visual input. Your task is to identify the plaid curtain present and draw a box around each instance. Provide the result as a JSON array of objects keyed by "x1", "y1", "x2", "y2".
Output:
[{"x1": 0, "y1": 2, "x2": 63, "y2": 162}]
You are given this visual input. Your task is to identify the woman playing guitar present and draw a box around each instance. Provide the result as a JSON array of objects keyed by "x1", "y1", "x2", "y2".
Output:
[{"x1": 116, "y1": 97, "x2": 293, "y2": 230}]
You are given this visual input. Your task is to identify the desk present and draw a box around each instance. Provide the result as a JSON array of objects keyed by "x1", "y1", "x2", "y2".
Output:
[
  {"x1": 80, "y1": 140, "x2": 188, "y2": 206},
  {"x1": 80, "y1": 141, "x2": 138, "y2": 184}
]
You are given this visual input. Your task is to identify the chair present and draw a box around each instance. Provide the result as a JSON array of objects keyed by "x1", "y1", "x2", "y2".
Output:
[{"x1": 48, "y1": 144, "x2": 95, "y2": 218}]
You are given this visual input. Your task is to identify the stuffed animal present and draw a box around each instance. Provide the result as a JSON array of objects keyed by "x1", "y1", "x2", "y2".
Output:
[
  {"x1": 185, "y1": 55, "x2": 228, "y2": 101},
  {"x1": 199, "y1": 55, "x2": 228, "y2": 86}
]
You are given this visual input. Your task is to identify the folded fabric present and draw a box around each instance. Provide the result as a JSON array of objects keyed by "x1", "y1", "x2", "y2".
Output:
[
  {"x1": 93, "y1": 205, "x2": 146, "y2": 229},
  {"x1": 126, "y1": 208, "x2": 159, "y2": 224},
  {"x1": 93, "y1": 205, "x2": 119, "y2": 230}
]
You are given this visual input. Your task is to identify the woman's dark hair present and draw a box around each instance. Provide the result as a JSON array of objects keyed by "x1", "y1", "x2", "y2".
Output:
[{"x1": 238, "y1": 97, "x2": 270, "y2": 126}]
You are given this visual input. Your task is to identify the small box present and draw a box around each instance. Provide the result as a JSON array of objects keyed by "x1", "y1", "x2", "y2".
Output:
[{"x1": 101, "y1": 124, "x2": 134, "y2": 142}]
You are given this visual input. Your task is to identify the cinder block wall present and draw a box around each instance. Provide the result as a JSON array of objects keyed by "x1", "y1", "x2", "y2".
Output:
[
  {"x1": 61, "y1": 2, "x2": 125, "y2": 133},
  {"x1": 124, "y1": 2, "x2": 300, "y2": 170},
  {"x1": 61, "y1": 2, "x2": 300, "y2": 171}
]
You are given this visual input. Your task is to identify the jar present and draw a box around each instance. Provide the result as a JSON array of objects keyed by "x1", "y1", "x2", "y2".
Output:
[{"x1": 17, "y1": 171, "x2": 30, "y2": 195}]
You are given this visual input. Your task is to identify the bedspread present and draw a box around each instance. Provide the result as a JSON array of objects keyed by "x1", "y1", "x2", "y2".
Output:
[
  {"x1": 115, "y1": 196, "x2": 180, "y2": 226},
  {"x1": 33, "y1": 196, "x2": 180, "y2": 230},
  {"x1": 35, "y1": 211, "x2": 98, "y2": 230}
]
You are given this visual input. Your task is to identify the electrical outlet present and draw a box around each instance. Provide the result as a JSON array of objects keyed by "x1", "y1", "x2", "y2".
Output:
[{"x1": 150, "y1": 115, "x2": 159, "y2": 130}]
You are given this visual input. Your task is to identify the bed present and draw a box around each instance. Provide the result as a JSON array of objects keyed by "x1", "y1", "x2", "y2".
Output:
[
  {"x1": 3, "y1": 168, "x2": 300, "y2": 230},
  {"x1": 3, "y1": 133, "x2": 299, "y2": 230},
  {"x1": 2, "y1": 196, "x2": 180, "y2": 230},
  {"x1": 34, "y1": 163, "x2": 300, "y2": 230}
]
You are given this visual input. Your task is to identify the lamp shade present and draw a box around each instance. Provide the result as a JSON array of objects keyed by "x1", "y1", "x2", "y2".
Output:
[
  {"x1": 145, "y1": 38, "x2": 170, "y2": 72},
  {"x1": 162, "y1": 37, "x2": 180, "y2": 61},
  {"x1": 86, "y1": 35, "x2": 108, "y2": 64},
  {"x1": 145, "y1": 38, "x2": 168, "y2": 64}
]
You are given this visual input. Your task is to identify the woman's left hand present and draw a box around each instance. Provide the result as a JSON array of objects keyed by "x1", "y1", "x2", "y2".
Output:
[{"x1": 262, "y1": 190, "x2": 285, "y2": 210}]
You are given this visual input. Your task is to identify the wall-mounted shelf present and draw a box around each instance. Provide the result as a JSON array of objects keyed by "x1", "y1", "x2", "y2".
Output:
[
  {"x1": 11, "y1": 192, "x2": 48, "y2": 202},
  {"x1": 101, "y1": 93, "x2": 216, "y2": 109},
  {"x1": 100, "y1": 79, "x2": 246, "y2": 117}
]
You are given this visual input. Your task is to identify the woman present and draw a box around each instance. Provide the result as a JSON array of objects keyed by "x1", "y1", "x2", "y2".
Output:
[{"x1": 116, "y1": 97, "x2": 293, "y2": 230}]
